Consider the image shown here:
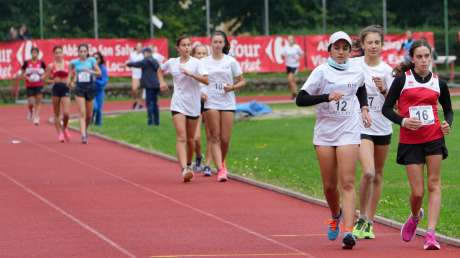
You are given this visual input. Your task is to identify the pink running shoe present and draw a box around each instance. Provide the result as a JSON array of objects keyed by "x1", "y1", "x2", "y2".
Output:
[
  {"x1": 401, "y1": 208, "x2": 424, "y2": 242},
  {"x1": 217, "y1": 168, "x2": 228, "y2": 182},
  {"x1": 63, "y1": 129, "x2": 71, "y2": 142},
  {"x1": 424, "y1": 230, "x2": 441, "y2": 250},
  {"x1": 58, "y1": 133, "x2": 65, "y2": 143}
]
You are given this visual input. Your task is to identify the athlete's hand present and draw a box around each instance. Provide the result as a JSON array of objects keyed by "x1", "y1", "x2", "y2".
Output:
[
  {"x1": 160, "y1": 83, "x2": 168, "y2": 92},
  {"x1": 372, "y1": 76, "x2": 385, "y2": 92},
  {"x1": 328, "y1": 91, "x2": 344, "y2": 102},
  {"x1": 403, "y1": 118, "x2": 423, "y2": 130},
  {"x1": 361, "y1": 107, "x2": 372, "y2": 128},
  {"x1": 224, "y1": 84, "x2": 235, "y2": 92},
  {"x1": 180, "y1": 67, "x2": 192, "y2": 77},
  {"x1": 201, "y1": 93, "x2": 208, "y2": 102},
  {"x1": 441, "y1": 121, "x2": 451, "y2": 135}
]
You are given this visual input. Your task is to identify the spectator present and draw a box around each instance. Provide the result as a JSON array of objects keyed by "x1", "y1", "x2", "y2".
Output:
[
  {"x1": 400, "y1": 30, "x2": 414, "y2": 64},
  {"x1": 18, "y1": 24, "x2": 31, "y2": 40},
  {"x1": 126, "y1": 48, "x2": 167, "y2": 126},
  {"x1": 92, "y1": 52, "x2": 109, "y2": 126},
  {"x1": 6, "y1": 26, "x2": 19, "y2": 41}
]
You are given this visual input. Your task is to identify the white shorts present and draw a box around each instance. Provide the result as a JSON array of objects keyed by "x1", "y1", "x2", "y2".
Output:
[{"x1": 131, "y1": 69, "x2": 142, "y2": 80}]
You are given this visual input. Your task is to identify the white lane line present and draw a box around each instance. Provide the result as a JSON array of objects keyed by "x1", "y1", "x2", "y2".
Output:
[{"x1": 0, "y1": 170, "x2": 136, "y2": 258}]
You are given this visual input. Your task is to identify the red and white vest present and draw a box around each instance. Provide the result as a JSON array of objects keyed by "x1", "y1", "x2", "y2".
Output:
[{"x1": 398, "y1": 70, "x2": 443, "y2": 144}]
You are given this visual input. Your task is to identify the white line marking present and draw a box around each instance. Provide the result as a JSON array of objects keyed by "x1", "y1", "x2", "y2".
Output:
[
  {"x1": 0, "y1": 170, "x2": 136, "y2": 258},
  {"x1": 0, "y1": 128, "x2": 314, "y2": 258}
]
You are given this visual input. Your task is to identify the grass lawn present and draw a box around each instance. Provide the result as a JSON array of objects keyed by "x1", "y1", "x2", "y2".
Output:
[{"x1": 87, "y1": 102, "x2": 460, "y2": 238}]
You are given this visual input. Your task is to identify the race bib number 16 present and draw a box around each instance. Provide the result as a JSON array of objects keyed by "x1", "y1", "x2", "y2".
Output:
[{"x1": 409, "y1": 105, "x2": 435, "y2": 125}]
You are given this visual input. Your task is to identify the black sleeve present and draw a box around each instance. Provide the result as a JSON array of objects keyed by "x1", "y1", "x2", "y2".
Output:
[
  {"x1": 41, "y1": 61, "x2": 46, "y2": 69},
  {"x1": 382, "y1": 75, "x2": 405, "y2": 125},
  {"x1": 356, "y1": 84, "x2": 368, "y2": 108},
  {"x1": 439, "y1": 80, "x2": 454, "y2": 127},
  {"x1": 126, "y1": 60, "x2": 145, "y2": 68},
  {"x1": 21, "y1": 61, "x2": 28, "y2": 71},
  {"x1": 295, "y1": 90, "x2": 329, "y2": 107}
]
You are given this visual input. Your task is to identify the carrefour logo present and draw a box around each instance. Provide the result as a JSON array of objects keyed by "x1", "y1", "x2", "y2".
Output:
[
  {"x1": 16, "y1": 41, "x2": 43, "y2": 65},
  {"x1": 265, "y1": 36, "x2": 289, "y2": 64}
]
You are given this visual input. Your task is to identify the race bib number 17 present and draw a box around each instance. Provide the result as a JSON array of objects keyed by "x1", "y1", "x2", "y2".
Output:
[{"x1": 409, "y1": 105, "x2": 435, "y2": 125}]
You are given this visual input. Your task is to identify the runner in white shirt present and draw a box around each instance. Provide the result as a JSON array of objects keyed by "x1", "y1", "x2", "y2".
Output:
[
  {"x1": 162, "y1": 36, "x2": 209, "y2": 183},
  {"x1": 281, "y1": 35, "x2": 304, "y2": 99},
  {"x1": 295, "y1": 31, "x2": 371, "y2": 250},
  {"x1": 190, "y1": 44, "x2": 213, "y2": 176},
  {"x1": 128, "y1": 42, "x2": 144, "y2": 109},
  {"x1": 352, "y1": 25, "x2": 394, "y2": 240},
  {"x1": 202, "y1": 30, "x2": 246, "y2": 182}
]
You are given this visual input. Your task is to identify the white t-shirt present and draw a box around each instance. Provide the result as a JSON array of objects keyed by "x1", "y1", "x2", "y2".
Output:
[
  {"x1": 353, "y1": 57, "x2": 394, "y2": 136},
  {"x1": 162, "y1": 57, "x2": 208, "y2": 117},
  {"x1": 202, "y1": 55, "x2": 243, "y2": 110},
  {"x1": 129, "y1": 51, "x2": 144, "y2": 79},
  {"x1": 301, "y1": 63, "x2": 365, "y2": 146},
  {"x1": 282, "y1": 44, "x2": 303, "y2": 68}
]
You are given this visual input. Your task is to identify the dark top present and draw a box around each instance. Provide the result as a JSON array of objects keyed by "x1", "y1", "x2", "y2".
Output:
[
  {"x1": 382, "y1": 69, "x2": 453, "y2": 127},
  {"x1": 127, "y1": 56, "x2": 160, "y2": 89}
]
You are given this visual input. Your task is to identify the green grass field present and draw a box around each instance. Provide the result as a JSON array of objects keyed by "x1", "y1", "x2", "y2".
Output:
[{"x1": 87, "y1": 102, "x2": 460, "y2": 238}]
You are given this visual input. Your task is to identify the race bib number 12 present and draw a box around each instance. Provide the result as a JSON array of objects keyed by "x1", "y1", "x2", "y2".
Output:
[{"x1": 409, "y1": 105, "x2": 435, "y2": 125}]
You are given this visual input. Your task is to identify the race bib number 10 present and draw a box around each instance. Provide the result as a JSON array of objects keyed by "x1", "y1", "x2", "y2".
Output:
[{"x1": 409, "y1": 105, "x2": 435, "y2": 125}]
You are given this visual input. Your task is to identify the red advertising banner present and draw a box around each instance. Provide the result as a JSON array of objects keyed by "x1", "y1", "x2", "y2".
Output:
[
  {"x1": 0, "y1": 38, "x2": 168, "y2": 80},
  {"x1": 304, "y1": 32, "x2": 435, "y2": 69},
  {"x1": 191, "y1": 35, "x2": 306, "y2": 73}
]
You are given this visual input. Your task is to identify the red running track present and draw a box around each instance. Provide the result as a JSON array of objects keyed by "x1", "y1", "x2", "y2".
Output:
[{"x1": 1, "y1": 96, "x2": 460, "y2": 258}]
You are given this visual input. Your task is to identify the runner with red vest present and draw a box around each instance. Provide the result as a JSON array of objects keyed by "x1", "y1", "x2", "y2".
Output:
[
  {"x1": 382, "y1": 40, "x2": 453, "y2": 250},
  {"x1": 45, "y1": 45, "x2": 71, "y2": 142},
  {"x1": 21, "y1": 47, "x2": 46, "y2": 125}
]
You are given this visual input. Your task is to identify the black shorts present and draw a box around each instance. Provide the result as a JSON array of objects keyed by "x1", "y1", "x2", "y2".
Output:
[
  {"x1": 361, "y1": 134, "x2": 392, "y2": 145},
  {"x1": 203, "y1": 109, "x2": 236, "y2": 113},
  {"x1": 286, "y1": 66, "x2": 297, "y2": 74},
  {"x1": 26, "y1": 86, "x2": 43, "y2": 97},
  {"x1": 397, "y1": 138, "x2": 448, "y2": 165},
  {"x1": 171, "y1": 111, "x2": 199, "y2": 120},
  {"x1": 74, "y1": 87, "x2": 96, "y2": 101},
  {"x1": 52, "y1": 83, "x2": 70, "y2": 97},
  {"x1": 200, "y1": 101, "x2": 205, "y2": 114}
]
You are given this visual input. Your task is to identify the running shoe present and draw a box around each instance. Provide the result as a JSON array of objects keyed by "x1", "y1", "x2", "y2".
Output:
[
  {"x1": 203, "y1": 166, "x2": 212, "y2": 177},
  {"x1": 63, "y1": 129, "x2": 71, "y2": 142},
  {"x1": 217, "y1": 167, "x2": 228, "y2": 182},
  {"x1": 58, "y1": 133, "x2": 65, "y2": 143},
  {"x1": 182, "y1": 166, "x2": 194, "y2": 183},
  {"x1": 326, "y1": 218, "x2": 340, "y2": 241},
  {"x1": 193, "y1": 156, "x2": 203, "y2": 173},
  {"x1": 81, "y1": 135, "x2": 88, "y2": 144},
  {"x1": 362, "y1": 221, "x2": 375, "y2": 239},
  {"x1": 401, "y1": 208, "x2": 424, "y2": 242},
  {"x1": 424, "y1": 230, "x2": 441, "y2": 250},
  {"x1": 352, "y1": 218, "x2": 366, "y2": 239},
  {"x1": 33, "y1": 116, "x2": 40, "y2": 126},
  {"x1": 342, "y1": 232, "x2": 357, "y2": 249}
]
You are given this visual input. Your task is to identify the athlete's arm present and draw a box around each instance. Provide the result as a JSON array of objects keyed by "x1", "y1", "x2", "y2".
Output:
[
  {"x1": 382, "y1": 76, "x2": 405, "y2": 125},
  {"x1": 157, "y1": 68, "x2": 168, "y2": 91},
  {"x1": 295, "y1": 90, "x2": 329, "y2": 106},
  {"x1": 439, "y1": 80, "x2": 454, "y2": 127},
  {"x1": 44, "y1": 64, "x2": 53, "y2": 84},
  {"x1": 226, "y1": 74, "x2": 246, "y2": 91},
  {"x1": 126, "y1": 60, "x2": 146, "y2": 68},
  {"x1": 356, "y1": 84, "x2": 368, "y2": 108}
]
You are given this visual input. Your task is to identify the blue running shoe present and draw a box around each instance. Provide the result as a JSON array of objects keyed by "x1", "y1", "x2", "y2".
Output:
[
  {"x1": 327, "y1": 218, "x2": 340, "y2": 240},
  {"x1": 203, "y1": 166, "x2": 212, "y2": 177}
]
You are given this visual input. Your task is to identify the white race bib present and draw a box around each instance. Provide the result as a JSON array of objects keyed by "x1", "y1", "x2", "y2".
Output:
[
  {"x1": 367, "y1": 94, "x2": 381, "y2": 112},
  {"x1": 29, "y1": 74, "x2": 40, "y2": 82},
  {"x1": 77, "y1": 71, "x2": 91, "y2": 83},
  {"x1": 210, "y1": 81, "x2": 226, "y2": 96},
  {"x1": 409, "y1": 105, "x2": 435, "y2": 125},
  {"x1": 329, "y1": 96, "x2": 354, "y2": 117}
]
